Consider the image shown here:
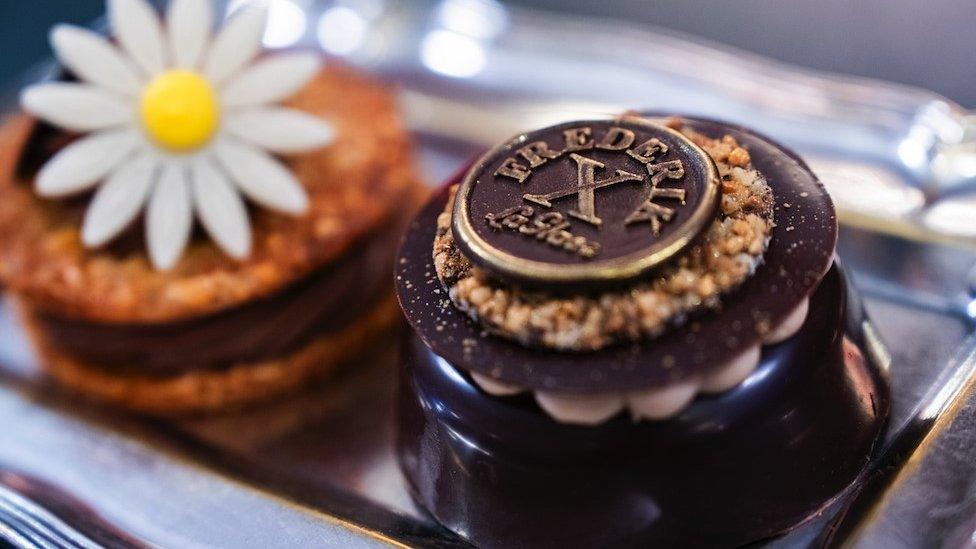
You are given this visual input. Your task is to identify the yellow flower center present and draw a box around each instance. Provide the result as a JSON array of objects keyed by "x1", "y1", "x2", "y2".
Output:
[{"x1": 140, "y1": 70, "x2": 219, "y2": 152}]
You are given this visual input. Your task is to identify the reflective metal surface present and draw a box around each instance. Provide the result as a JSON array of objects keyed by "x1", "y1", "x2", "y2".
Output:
[
  {"x1": 1, "y1": 0, "x2": 976, "y2": 547},
  {"x1": 0, "y1": 480, "x2": 104, "y2": 549}
]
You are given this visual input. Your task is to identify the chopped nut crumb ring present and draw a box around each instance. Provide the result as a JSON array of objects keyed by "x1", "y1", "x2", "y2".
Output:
[
  {"x1": 395, "y1": 116, "x2": 837, "y2": 393},
  {"x1": 437, "y1": 121, "x2": 773, "y2": 351}
]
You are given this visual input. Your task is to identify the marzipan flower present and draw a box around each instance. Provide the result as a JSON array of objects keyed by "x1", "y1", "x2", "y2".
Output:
[{"x1": 20, "y1": 0, "x2": 335, "y2": 269}]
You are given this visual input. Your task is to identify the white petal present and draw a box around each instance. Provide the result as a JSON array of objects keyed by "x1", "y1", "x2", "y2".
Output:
[
  {"x1": 36, "y1": 129, "x2": 139, "y2": 197},
  {"x1": 470, "y1": 372, "x2": 524, "y2": 396},
  {"x1": 212, "y1": 139, "x2": 309, "y2": 214},
  {"x1": 626, "y1": 380, "x2": 699, "y2": 421},
  {"x1": 50, "y1": 25, "x2": 143, "y2": 95},
  {"x1": 166, "y1": 0, "x2": 213, "y2": 69},
  {"x1": 764, "y1": 299, "x2": 809, "y2": 344},
  {"x1": 108, "y1": 0, "x2": 167, "y2": 76},
  {"x1": 81, "y1": 153, "x2": 157, "y2": 247},
  {"x1": 534, "y1": 392, "x2": 624, "y2": 426},
  {"x1": 700, "y1": 346, "x2": 761, "y2": 394},
  {"x1": 191, "y1": 158, "x2": 252, "y2": 259},
  {"x1": 202, "y1": 7, "x2": 268, "y2": 85},
  {"x1": 223, "y1": 108, "x2": 334, "y2": 153},
  {"x1": 21, "y1": 83, "x2": 131, "y2": 131},
  {"x1": 146, "y1": 163, "x2": 192, "y2": 270},
  {"x1": 220, "y1": 53, "x2": 320, "y2": 108}
]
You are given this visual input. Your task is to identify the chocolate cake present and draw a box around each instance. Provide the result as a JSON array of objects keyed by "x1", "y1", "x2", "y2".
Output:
[{"x1": 394, "y1": 115, "x2": 889, "y2": 547}]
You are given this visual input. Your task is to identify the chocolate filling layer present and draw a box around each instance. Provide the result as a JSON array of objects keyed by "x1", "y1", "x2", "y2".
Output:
[{"x1": 32, "y1": 219, "x2": 402, "y2": 377}]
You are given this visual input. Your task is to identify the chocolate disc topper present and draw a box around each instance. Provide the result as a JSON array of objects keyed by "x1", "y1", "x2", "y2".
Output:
[
  {"x1": 398, "y1": 116, "x2": 838, "y2": 392},
  {"x1": 452, "y1": 118, "x2": 720, "y2": 286}
]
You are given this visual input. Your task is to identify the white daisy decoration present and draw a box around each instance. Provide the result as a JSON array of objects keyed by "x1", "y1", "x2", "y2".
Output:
[{"x1": 19, "y1": 0, "x2": 335, "y2": 270}]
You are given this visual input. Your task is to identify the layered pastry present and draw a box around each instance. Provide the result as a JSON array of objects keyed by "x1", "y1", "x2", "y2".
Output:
[
  {"x1": 395, "y1": 116, "x2": 889, "y2": 547},
  {"x1": 0, "y1": 0, "x2": 422, "y2": 414}
]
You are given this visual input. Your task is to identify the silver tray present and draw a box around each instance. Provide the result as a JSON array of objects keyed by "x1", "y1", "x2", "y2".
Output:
[{"x1": 2, "y1": 1, "x2": 976, "y2": 547}]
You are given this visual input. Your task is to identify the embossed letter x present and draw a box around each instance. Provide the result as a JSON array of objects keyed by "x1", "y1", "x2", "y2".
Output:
[{"x1": 522, "y1": 153, "x2": 642, "y2": 227}]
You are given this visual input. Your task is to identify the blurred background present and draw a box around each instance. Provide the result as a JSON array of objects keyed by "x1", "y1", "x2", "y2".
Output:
[
  {"x1": 0, "y1": 3, "x2": 975, "y2": 547},
  {"x1": 4, "y1": 0, "x2": 975, "y2": 108}
]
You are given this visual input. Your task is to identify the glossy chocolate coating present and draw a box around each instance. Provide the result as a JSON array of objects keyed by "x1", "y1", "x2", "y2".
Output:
[
  {"x1": 395, "y1": 117, "x2": 837, "y2": 392},
  {"x1": 397, "y1": 264, "x2": 890, "y2": 548}
]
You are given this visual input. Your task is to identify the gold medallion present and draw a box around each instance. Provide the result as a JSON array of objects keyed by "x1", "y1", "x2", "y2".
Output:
[{"x1": 452, "y1": 118, "x2": 721, "y2": 286}]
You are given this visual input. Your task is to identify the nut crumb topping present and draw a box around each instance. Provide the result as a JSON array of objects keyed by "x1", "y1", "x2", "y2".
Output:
[{"x1": 433, "y1": 123, "x2": 774, "y2": 351}]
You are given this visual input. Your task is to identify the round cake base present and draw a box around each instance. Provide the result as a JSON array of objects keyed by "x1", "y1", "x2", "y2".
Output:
[{"x1": 396, "y1": 264, "x2": 889, "y2": 548}]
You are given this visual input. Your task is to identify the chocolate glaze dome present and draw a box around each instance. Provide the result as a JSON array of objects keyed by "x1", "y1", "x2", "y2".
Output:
[{"x1": 394, "y1": 115, "x2": 889, "y2": 547}]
